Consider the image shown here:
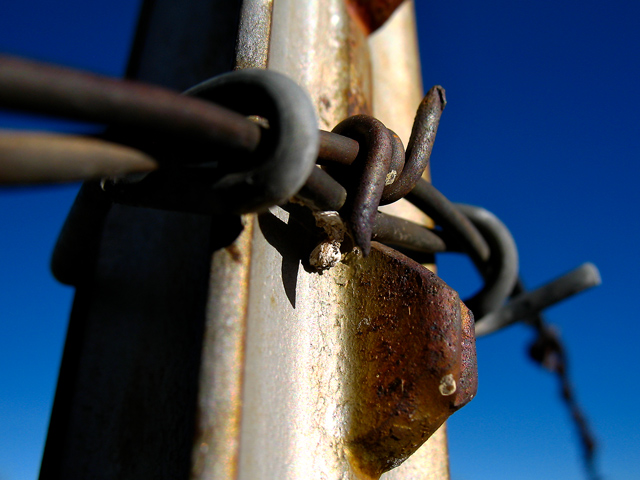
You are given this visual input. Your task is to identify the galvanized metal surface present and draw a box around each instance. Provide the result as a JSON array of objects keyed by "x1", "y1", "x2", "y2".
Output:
[
  {"x1": 16, "y1": 0, "x2": 601, "y2": 477},
  {"x1": 371, "y1": 0, "x2": 432, "y2": 229},
  {"x1": 238, "y1": 209, "x2": 476, "y2": 479},
  {"x1": 268, "y1": 0, "x2": 370, "y2": 128},
  {"x1": 235, "y1": 0, "x2": 273, "y2": 70},
  {"x1": 236, "y1": 1, "x2": 365, "y2": 477},
  {"x1": 191, "y1": 218, "x2": 254, "y2": 480},
  {"x1": 233, "y1": 1, "x2": 456, "y2": 479},
  {"x1": 125, "y1": 0, "x2": 243, "y2": 92}
]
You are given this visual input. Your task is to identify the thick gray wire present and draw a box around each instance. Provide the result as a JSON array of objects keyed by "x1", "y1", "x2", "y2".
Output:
[
  {"x1": 475, "y1": 263, "x2": 601, "y2": 336},
  {"x1": 455, "y1": 203, "x2": 519, "y2": 319}
]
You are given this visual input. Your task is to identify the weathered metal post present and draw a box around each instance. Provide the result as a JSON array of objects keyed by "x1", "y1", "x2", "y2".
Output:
[
  {"x1": 40, "y1": 1, "x2": 453, "y2": 479},
  {"x1": 226, "y1": 1, "x2": 452, "y2": 478}
]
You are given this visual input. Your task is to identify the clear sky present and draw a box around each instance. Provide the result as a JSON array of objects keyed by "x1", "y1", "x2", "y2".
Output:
[{"x1": 1, "y1": 1, "x2": 638, "y2": 479}]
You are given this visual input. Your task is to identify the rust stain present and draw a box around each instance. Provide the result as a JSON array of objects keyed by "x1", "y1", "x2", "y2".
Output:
[
  {"x1": 341, "y1": 242, "x2": 477, "y2": 478},
  {"x1": 225, "y1": 243, "x2": 243, "y2": 263},
  {"x1": 346, "y1": 0, "x2": 406, "y2": 34}
]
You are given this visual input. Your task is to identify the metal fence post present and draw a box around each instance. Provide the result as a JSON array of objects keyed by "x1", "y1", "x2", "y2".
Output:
[{"x1": 40, "y1": 1, "x2": 451, "y2": 479}]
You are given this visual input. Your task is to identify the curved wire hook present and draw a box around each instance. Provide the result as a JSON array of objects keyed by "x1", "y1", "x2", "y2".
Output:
[
  {"x1": 52, "y1": 69, "x2": 320, "y2": 284},
  {"x1": 407, "y1": 179, "x2": 490, "y2": 265},
  {"x1": 106, "y1": 69, "x2": 320, "y2": 214},
  {"x1": 175, "y1": 69, "x2": 321, "y2": 213},
  {"x1": 329, "y1": 115, "x2": 394, "y2": 256},
  {"x1": 380, "y1": 85, "x2": 446, "y2": 205},
  {"x1": 184, "y1": 69, "x2": 319, "y2": 213},
  {"x1": 455, "y1": 203, "x2": 519, "y2": 318}
]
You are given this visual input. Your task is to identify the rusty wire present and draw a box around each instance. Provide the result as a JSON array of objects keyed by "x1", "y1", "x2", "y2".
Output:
[
  {"x1": 0, "y1": 54, "x2": 595, "y2": 312},
  {"x1": 1, "y1": 53, "x2": 602, "y2": 478},
  {"x1": 0, "y1": 131, "x2": 157, "y2": 184},
  {"x1": 454, "y1": 203, "x2": 519, "y2": 318},
  {"x1": 329, "y1": 115, "x2": 394, "y2": 255},
  {"x1": 0, "y1": 56, "x2": 600, "y2": 331},
  {"x1": 0, "y1": 54, "x2": 459, "y2": 256},
  {"x1": 0, "y1": 55, "x2": 598, "y2": 318},
  {"x1": 381, "y1": 85, "x2": 446, "y2": 205},
  {"x1": 0, "y1": 55, "x2": 262, "y2": 157},
  {"x1": 0, "y1": 54, "x2": 356, "y2": 172},
  {"x1": 475, "y1": 264, "x2": 601, "y2": 337}
]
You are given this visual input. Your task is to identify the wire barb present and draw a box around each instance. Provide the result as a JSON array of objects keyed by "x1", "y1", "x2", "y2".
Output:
[
  {"x1": 475, "y1": 263, "x2": 601, "y2": 337},
  {"x1": 528, "y1": 316, "x2": 601, "y2": 480}
]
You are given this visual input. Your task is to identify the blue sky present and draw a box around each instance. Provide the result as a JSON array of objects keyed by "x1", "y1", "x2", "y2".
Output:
[
  {"x1": 415, "y1": 2, "x2": 640, "y2": 479},
  {"x1": 1, "y1": 1, "x2": 638, "y2": 479}
]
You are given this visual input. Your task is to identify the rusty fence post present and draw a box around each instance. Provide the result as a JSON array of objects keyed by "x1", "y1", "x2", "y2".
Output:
[{"x1": 40, "y1": 1, "x2": 453, "y2": 479}]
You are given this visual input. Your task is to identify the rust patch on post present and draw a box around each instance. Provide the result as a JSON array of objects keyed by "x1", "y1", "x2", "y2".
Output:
[
  {"x1": 346, "y1": 0, "x2": 406, "y2": 34},
  {"x1": 341, "y1": 242, "x2": 477, "y2": 479}
]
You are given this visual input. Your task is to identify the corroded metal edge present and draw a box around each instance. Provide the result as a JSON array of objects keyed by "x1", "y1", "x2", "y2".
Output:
[
  {"x1": 341, "y1": 242, "x2": 476, "y2": 479},
  {"x1": 189, "y1": 2, "x2": 274, "y2": 478},
  {"x1": 191, "y1": 218, "x2": 254, "y2": 480}
]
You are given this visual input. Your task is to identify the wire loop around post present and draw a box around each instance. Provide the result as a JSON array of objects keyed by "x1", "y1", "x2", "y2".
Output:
[{"x1": 105, "y1": 69, "x2": 320, "y2": 214}]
